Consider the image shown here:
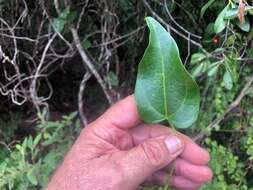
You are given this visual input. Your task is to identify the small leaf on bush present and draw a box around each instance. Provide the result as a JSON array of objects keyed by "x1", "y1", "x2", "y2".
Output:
[
  {"x1": 248, "y1": 9, "x2": 253, "y2": 15},
  {"x1": 82, "y1": 40, "x2": 92, "y2": 50},
  {"x1": 223, "y1": 69, "x2": 233, "y2": 90},
  {"x1": 200, "y1": 0, "x2": 216, "y2": 19},
  {"x1": 224, "y1": 8, "x2": 238, "y2": 19},
  {"x1": 214, "y1": 6, "x2": 229, "y2": 33},
  {"x1": 67, "y1": 11, "x2": 78, "y2": 22},
  {"x1": 27, "y1": 169, "x2": 38, "y2": 185},
  {"x1": 236, "y1": 18, "x2": 250, "y2": 32},
  {"x1": 208, "y1": 62, "x2": 220, "y2": 77},
  {"x1": 134, "y1": 17, "x2": 200, "y2": 129},
  {"x1": 33, "y1": 134, "x2": 42, "y2": 148},
  {"x1": 190, "y1": 53, "x2": 206, "y2": 65},
  {"x1": 192, "y1": 63, "x2": 204, "y2": 77},
  {"x1": 107, "y1": 71, "x2": 119, "y2": 87},
  {"x1": 52, "y1": 18, "x2": 66, "y2": 33}
]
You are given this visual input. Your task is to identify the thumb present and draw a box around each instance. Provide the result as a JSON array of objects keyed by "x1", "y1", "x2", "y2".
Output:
[{"x1": 118, "y1": 135, "x2": 184, "y2": 187}]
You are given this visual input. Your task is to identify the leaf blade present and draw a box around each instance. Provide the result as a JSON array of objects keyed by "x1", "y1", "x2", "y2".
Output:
[
  {"x1": 200, "y1": 0, "x2": 216, "y2": 19},
  {"x1": 214, "y1": 6, "x2": 229, "y2": 34},
  {"x1": 134, "y1": 17, "x2": 200, "y2": 129}
]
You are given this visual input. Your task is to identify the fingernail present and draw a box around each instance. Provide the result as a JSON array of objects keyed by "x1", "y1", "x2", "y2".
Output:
[{"x1": 165, "y1": 136, "x2": 183, "y2": 155}]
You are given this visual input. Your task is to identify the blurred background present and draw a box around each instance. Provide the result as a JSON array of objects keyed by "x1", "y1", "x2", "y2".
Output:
[{"x1": 0, "y1": 0, "x2": 253, "y2": 189}]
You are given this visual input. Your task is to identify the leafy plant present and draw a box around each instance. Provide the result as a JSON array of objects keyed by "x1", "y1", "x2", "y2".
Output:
[
  {"x1": 0, "y1": 113, "x2": 79, "y2": 190},
  {"x1": 214, "y1": 0, "x2": 253, "y2": 33},
  {"x1": 1, "y1": 1, "x2": 253, "y2": 190},
  {"x1": 134, "y1": 17, "x2": 200, "y2": 129}
]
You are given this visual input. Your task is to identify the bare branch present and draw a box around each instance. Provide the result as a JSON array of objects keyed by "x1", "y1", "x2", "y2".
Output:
[
  {"x1": 142, "y1": 0, "x2": 203, "y2": 48},
  {"x1": 163, "y1": 0, "x2": 202, "y2": 39},
  {"x1": 71, "y1": 27, "x2": 113, "y2": 105},
  {"x1": 30, "y1": 33, "x2": 57, "y2": 113},
  {"x1": 78, "y1": 72, "x2": 91, "y2": 126}
]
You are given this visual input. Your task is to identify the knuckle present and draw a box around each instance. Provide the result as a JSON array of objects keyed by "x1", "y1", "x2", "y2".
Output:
[{"x1": 141, "y1": 140, "x2": 165, "y2": 167}]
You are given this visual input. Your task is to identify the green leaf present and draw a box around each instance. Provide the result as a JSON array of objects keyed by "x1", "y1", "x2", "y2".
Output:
[
  {"x1": 67, "y1": 11, "x2": 77, "y2": 22},
  {"x1": 249, "y1": 9, "x2": 253, "y2": 15},
  {"x1": 27, "y1": 169, "x2": 38, "y2": 185},
  {"x1": 107, "y1": 71, "x2": 119, "y2": 87},
  {"x1": 225, "y1": 35, "x2": 236, "y2": 46},
  {"x1": 60, "y1": 9, "x2": 70, "y2": 20},
  {"x1": 190, "y1": 53, "x2": 206, "y2": 65},
  {"x1": 27, "y1": 136, "x2": 33, "y2": 150},
  {"x1": 205, "y1": 23, "x2": 215, "y2": 36},
  {"x1": 224, "y1": 8, "x2": 238, "y2": 19},
  {"x1": 236, "y1": 18, "x2": 250, "y2": 32},
  {"x1": 52, "y1": 18, "x2": 66, "y2": 33},
  {"x1": 200, "y1": 0, "x2": 216, "y2": 19},
  {"x1": 207, "y1": 62, "x2": 220, "y2": 77},
  {"x1": 68, "y1": 111, "x2": 78, "y2": 120},
  {"x1": 51, "y1": 9, "x2": 73, "y2": 33},
  {"x1": 82, "y1": 40, "x2": 92, "y2": 50},
  {"x1": 33, "y1": 134, "x2": 42, "y2": 148},
  {"x1": 214, "y1": 6, "x2": 229, "y2": 34},
  {"x1": 192, "y1": 63, "x2": 204, "y2": 78},
  {"x1": 134, "y1": 17, "x2": 200, "y2": 129},
  {"x1": 223, "y1": 69, "x2": 233, "y2": 90}
]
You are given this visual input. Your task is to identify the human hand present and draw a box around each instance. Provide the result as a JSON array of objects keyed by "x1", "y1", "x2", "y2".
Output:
[{"x1": 47, "y1": 95, "x2": 212, "y2": 190}]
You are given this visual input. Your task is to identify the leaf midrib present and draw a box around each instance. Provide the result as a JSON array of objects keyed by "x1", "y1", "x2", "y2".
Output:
[
  {"x1": 151, "y1": 23, "x2": 189, "y2": 122},
  {"x1": 151, "y1": 24, "x2": 168, "y2": 119},
  {"x1": 148, "y1": 18, "x2": 194, "y2": 125}
]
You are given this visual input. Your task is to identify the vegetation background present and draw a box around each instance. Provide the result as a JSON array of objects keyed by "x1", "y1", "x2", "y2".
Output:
[{"x1": 0, "y1": 0, "x2": 253, "y2": 189}]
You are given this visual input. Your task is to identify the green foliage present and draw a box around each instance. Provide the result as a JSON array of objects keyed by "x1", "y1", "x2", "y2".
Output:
[
  {"x1": 214, "y1": 1, "x2": 253, "y2": 33},
  {"x1": 52, "y1": 8, "x2": 77, "y2": 33},
  {"x1": 135, "y1": 17, "x2": 200, "y2": 129},
  {"x1": 214, "y1": 5, "x2": 229, "y2": 34},
  {"x1": 201, "y1": 139, "x2": 246, "y2": 190},
  {"x1": 1, "y1": 0, "x2": 253, "y2": 189},
  {"x1": 0, "y1": 113, "x2": 79, "y2": 190}
]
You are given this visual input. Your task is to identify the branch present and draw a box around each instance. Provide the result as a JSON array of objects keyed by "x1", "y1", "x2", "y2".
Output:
[
  {"x1": 70, "y1": 27, "x2": 113, "y2": 105},
  {"x1": 194, "y1": 74, "x2": 253, "y2": 142},
  {"x1": 142, "y1": 0, "x2": 203, "y2": 49},
  {"x1": 30, "y1": 33, "x2": 57, "y2": 112},
  {"x1": 163, "y1": 0, "x2": 202, "y2": 39},
  {"x1": 78, "y1": 72, "x2": 91, "y2": 126},
  {"x1": 54, "y1": 0, "x2": 61, "y2": 15}
]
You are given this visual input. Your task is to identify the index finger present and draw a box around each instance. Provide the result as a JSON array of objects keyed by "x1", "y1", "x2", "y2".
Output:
[{"x1": 95, "y1": 95, "x2": 141, "y2": 129}]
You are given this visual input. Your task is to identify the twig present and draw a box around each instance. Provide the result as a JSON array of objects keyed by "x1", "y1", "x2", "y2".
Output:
[
  {"x1": 184, "y1": 33, "x2": 191, "y2": 65},
  {"x1": 54, "y1": 0, "x2": 61, "y2": 15},
  {"x1": 70, "y1": 27, "x2": 113, "y2": 105},
  {"x1": 194, "y1": 74, "x2": 253, "y2": 142},
  {"x1": 78, "y1": 72, "x2": 91, "y2": 126},
  {"x1": 77, "y1": 0, "x2": 90, "y2": 31},
  {"x1": 91, "y1": 26, "x2": 145, "y2": 48},
  {"x1": 163, "y1": 0, "x2": 202, "y2": 39},
  {"x1": 40, "y1": 0, "x2": 74, "y2": 52},
  {"x1": 0, "y1": 33, "x2": 37, "y2": 42},
  {"x1": 30, "y1": 33, "x2": 57, "y2": 112},
  {"x1": 142, "y1": 0, "x2": 203, "y2": 48},
  {"x1": 0, "y1": 141, "x2": 11, "y2": 152}
]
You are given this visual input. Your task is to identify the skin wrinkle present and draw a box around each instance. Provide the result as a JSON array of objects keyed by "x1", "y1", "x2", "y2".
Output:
[
  {"x1": 140, "y1": 137, "x2": 167, "y2": 167},
  {"x1": 93, "y1": 124, "x2": 134, "y2": 150},
  {"x1": 47, "y1": 95, "x2": 212, "y2": 190},
  {"x1": 76, "y1": 135, "x2": 111, "y2": 159}
]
